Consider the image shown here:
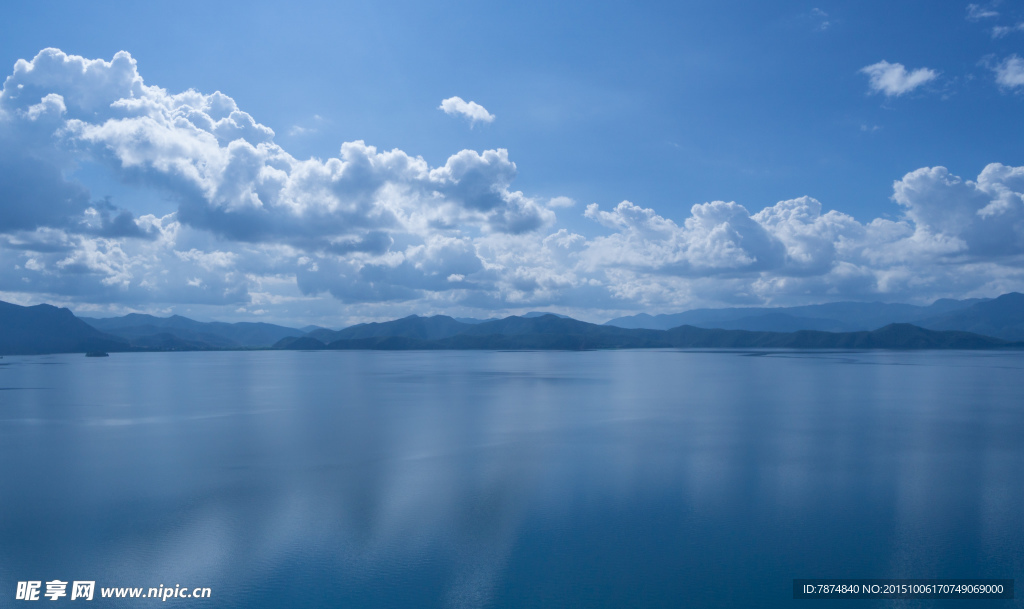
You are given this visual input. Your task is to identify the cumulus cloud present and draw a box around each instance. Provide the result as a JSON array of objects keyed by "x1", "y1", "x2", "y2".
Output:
[
  {"x1": 574, "y1": 166, "x2": 1024, "y2": 307},
  {"x1": 1, "y1": 50, "x2": 544, "y2": 246},
  {"x1": 439, "y1": 96, "x2": 495, "y2": 126},
  {"x1": 860, "y1": 61, "x2": 939, "y2": 97},
  {"x1": 893, "y1": 164, "x2": 1024, "y2": 254},
  {"x1": 993, "y1": 55, "x2": 1024, "y2": 88},
  {"x1": 0, "y1": 49, "x2": 551, "y2": 316},
  {"x1": 582, "y1": 200, "x2": 785, "y2": 274},
  {"x1": 1, "y1": 48, "x2": 1023, "y2": 323}
]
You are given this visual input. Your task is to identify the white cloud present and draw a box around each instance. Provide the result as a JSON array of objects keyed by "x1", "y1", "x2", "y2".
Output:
[
  {"x1": 810, "y1": 8, "x2": 831, "y2": 31},
  {"x1": 1, "y1": 50, "x2": 548, "y2": 244},
  {"x1": 438, "y1": 96, "x2": 495, "y2": 126},
  {"x1": 581, "y1": 199, "x2": 785, "y2": 274},
  {"x1": 1, "y1": 48, "x2": 1023, "y2": 324},
  {"x1": 967, "y1": 3, "x2": 1000, "y2": 21},
  {"x1": 20, "y1": 93, "x2": 66, "y2": 120},
  {"x1": 993, "y1": 55, "x2": 1024, "y2": 88},
  {"x1": 991, "y1": 23, "x2": 1024, "y2": 38},
  {"x1": 571, "y1": 165, "x2": 1024, "y2": 308},
  {"x1": 860, "y1": 61, "x2": 939, "y2": 97}
]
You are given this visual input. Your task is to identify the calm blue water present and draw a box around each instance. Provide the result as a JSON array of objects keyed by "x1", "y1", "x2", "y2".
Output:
[{"x1": 1, "y1": 350, "x2": 1021, "y2": 608}]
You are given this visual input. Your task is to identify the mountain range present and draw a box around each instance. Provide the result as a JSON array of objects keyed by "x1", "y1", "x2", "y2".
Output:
[
  {"x1": 273, "y1": 314, "x2": 1018, "y2": 351},
  {"x1": 0, "y1": 301, "x2": 128, "y2": 355},
  {"x1": 604, "y1": 293, "x2": 1024, "y2": 340},
  {"x1": 80, "y1": 314, "x2": 305, "y2": 349},
  {"x1": 0, "y1": 293, "x2": 1021, "y2": 355}
]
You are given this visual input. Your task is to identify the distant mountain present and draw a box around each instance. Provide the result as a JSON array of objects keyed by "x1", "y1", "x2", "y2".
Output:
[
  {"x1": 459, "y1": 314, "x2": 628, "y2": 338},
  {"x1": 663, "y1": 323, "x2": 1010, "y2": 350},
  {"x1": 0, "y1": 301, "x2": 128, "y2": 355},
  {"x1": 280, "y1": 315, "x2": 665, "y2": 351},
  {"x1": 294, "y1": 317, "x2": 668, "y2": 351},
  {"x1": 6, "y1": 296, "x2": 1022, "y2": 356},
  {"x1": 604, "y1": 297, "x2": 988, "y2": 332},
  {"x1": 694, "y1": 312, "x2": 851, "y2": 333},
  {"x1": 307, "y1": 315, "x2": 472, "y2": 343},
  {"x1": 81, "y1": 313, "x2": 304, "y2": 348},
  {"x1": 309, "y1": 313, "x2": 569, "y2": 340},
  {"x1": 273, "y1": 336, "x2": 328, "y2": 350},
  {"x1": 119, "y1": 332, "x2": 218, "y2": 351},
  {"x1": 300, "y1": 325, "x2": 331, "y2": 333},
  {"x1": 917, "y1": 293, "x2": 1024, "y2": 340},
  {"x1": 274, "y1": 314, "x2": 1018, "y2": 351},
  {"x1": 452, "y1": 317, "x2": 498, "y2": 324},
  {"x1": 450, "y1": 312, "x2": 564, "y2": 324}
]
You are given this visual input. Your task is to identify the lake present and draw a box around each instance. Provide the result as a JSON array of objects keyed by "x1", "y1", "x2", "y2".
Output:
[{"x1": 1, "y1": 350, "x2": 1021, "y2": 607}]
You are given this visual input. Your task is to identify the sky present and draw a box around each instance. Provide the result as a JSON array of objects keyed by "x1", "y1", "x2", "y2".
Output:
[{"x1": 1, "y1": 0, "x2": 1023, "y2": 326}]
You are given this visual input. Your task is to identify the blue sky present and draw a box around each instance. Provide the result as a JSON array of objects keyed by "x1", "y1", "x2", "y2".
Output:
[{"x1": 1, "y1": 1, "x2": 1023, "y2": 326}]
